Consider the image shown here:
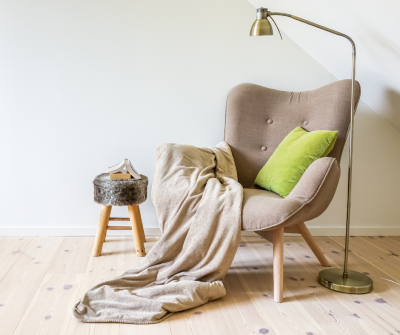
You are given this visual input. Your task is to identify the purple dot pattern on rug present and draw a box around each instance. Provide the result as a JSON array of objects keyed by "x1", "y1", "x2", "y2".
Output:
[
  {"x1": 354, "y1": 301, "x2": 361, "y2": 304},
  {"x1": 305, "y1": 256, "x2": 310, "y2": 258},
  {"x1": 375, "y1": 298, "x2": 386, "y2": 303},
  {"x1": 45, "y1": 315, "x2": 51, "y2": 319},
  {"x1": 259, "y1": 328, "x2": 269, "y2": 334},
  {"x1": 194, "y1": 311, "x2": 202, "y2": 315},
  {"x1": 64, "y1": 285, "x2": 72, "y2": 290},
  {"x1": 47, "y1": 287, "x2": 53, "y2": 291},
  {"x1": 239, "y1": 244, "x2": 246, "y2": 247}
]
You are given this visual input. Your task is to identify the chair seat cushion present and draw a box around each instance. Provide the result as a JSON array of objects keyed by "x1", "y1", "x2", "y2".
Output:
[
  {"x1": 241, "y1": 157, "x2": 341, "y2": 231},
  {"x1": 241, "y1": 188, "x2": 303, "y2": 230}
]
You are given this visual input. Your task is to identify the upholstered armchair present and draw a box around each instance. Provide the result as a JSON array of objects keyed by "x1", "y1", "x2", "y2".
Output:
[{"x1": 224, "y1": 79, "x2": 361, "y2": 302}]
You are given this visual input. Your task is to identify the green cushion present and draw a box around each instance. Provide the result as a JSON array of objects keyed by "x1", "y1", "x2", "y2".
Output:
[{"x1": 254, "y1": 127, "x2": 338, "y2": 198}]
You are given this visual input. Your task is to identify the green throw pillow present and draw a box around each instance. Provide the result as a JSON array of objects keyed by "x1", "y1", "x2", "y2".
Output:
[{"x1": 254, "y1": 127, "x2": 338, "y2": 198}]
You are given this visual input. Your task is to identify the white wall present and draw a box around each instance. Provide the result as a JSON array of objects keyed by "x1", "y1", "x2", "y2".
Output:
[
  {"x1": 0, "y1": 0, "x2": 398, "y2": 236},
  {"x1": 249, "y1": 0, "x2": 400, "y2": 132}
]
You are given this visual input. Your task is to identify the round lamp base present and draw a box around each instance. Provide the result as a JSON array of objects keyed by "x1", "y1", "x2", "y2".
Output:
[{"x1": 318, "y1": 268, "x2": 373, "y2": 294}]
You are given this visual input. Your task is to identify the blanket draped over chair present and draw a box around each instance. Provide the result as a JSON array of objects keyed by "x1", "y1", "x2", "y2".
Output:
[{"x1": 73, "y1": 142, "x2": 243, "y2": 324}]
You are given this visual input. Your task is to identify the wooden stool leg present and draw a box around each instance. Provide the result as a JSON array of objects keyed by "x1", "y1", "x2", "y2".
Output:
[
  {"x1": 139, "y1": 219, "x2": 146, "y2": 243},
  {"x1": 92, "y1": 205, "x2": 112, "y2": 257},
  {"x1": 128, "y1": 205, "x2": 146, "y2": 257},
  {"x1": 273, "y1": 227, "x2": 284, "y2": 303}
]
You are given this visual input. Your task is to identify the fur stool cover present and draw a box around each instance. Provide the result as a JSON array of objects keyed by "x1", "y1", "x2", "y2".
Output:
[{"x1": 93, "y1": 173, "x2": 148, "y2": 206}]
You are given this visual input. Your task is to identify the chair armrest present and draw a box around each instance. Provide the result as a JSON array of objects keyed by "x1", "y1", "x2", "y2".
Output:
[{"x1": 286, "y1": 157, "x2": 341, "y2": 210}]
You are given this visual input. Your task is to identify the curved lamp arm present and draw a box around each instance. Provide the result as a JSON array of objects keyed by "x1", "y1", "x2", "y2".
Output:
[{"x1": 269, "y1": 11, "x2": 356, "y2": 278}]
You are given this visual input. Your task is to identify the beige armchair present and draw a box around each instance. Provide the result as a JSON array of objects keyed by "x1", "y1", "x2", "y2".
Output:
[{"x1": 224, "y1": 79, "x2": 361, "y2": 302}]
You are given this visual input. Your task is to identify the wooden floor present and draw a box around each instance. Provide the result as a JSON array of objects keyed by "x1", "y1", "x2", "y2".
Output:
[{"x1": 0, "y1": 235, "x2": 400, "y2": 335}]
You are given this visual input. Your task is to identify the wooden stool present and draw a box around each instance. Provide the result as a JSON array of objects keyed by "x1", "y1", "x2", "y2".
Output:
[{"x1": 91, "y1": 173, "x2": 148, "y2": 257}]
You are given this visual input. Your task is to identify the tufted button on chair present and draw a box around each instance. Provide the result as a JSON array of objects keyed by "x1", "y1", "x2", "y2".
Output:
[{"x1": 224, "y1": 79, "x2": 361, "y2": 302}]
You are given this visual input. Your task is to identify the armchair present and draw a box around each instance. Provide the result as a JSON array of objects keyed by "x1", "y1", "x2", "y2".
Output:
[{"x1": 224, "y1": 79, "x2": 361, "y2": 302}]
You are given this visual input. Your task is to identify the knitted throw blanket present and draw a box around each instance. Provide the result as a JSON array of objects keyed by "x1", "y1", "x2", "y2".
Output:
[{"x1": 73, "y1": 142, "x2": 243, "y2": 324}]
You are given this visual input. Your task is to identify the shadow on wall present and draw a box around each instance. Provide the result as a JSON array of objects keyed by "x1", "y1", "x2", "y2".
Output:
[
  {"x1": 358, "y1": 25, "x2": 400, "y2": 132},
  {"x1": 384, "y1": 89, "x2": 400, "y2": 131},
  {"x1": 362, "y1": 25, "x2": 400, "y2": 62}
]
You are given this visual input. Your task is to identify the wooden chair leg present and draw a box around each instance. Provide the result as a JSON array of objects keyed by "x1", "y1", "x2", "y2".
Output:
[
  {"x1": 273, "y1": 227, "x2": 284, "y2": 303},
  {"x1": 297, "y1": 222, "x2": 330, "y2": 267},
  {"x1": 92, "y1": 205, "x2": 112, "y2": 257},
  {"x1": 128, "y1": 205, "x2": 146, "y2": 257}
]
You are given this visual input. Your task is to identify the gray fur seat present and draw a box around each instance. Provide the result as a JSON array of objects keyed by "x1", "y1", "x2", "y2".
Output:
[{"x1": 93, "y1": 173, "x2": 148, "y2": 206}]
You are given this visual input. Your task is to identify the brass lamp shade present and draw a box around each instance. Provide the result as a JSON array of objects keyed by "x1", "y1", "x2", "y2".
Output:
[
  {"x1": 250, "y1": 19, "x2": 273, "y2": 36},
  {"x1": 250, "y1": 8, "x2": 273, "y2": 36}
]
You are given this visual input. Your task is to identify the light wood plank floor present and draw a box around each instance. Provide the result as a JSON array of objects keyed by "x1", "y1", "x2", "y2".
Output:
[{"x1": 0, "y1": 235, "x2": 400, "y2": 335}]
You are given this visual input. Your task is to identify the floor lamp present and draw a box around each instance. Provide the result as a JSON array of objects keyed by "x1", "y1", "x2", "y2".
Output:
[{"x1": 250, "y1": 7, "x2": 373, "y2": 294}]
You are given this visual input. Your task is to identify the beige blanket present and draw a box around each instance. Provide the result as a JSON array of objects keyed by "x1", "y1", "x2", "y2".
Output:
[{"x1": 73, "y1": 142, "x2": 243, "y2": 324}]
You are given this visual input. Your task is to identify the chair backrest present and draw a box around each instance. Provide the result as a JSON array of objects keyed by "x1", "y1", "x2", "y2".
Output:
[{"x1": 224, "y1": 79, "x2": 361, "y2": 188}]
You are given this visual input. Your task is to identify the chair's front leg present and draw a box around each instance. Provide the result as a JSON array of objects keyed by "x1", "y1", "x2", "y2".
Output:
[
  {"x1": 297, "y1": 222, "x2": 330, "y2": 267},
  {"x1": 273, "y1": 227, "x2": 284, "y2": 303}
]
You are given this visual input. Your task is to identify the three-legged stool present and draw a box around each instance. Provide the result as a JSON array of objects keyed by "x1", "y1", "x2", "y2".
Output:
[{"x1": 91, "y1": 173, "x2": 148, "y2": 257}]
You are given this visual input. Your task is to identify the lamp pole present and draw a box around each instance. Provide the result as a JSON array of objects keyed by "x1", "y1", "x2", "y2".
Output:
[{"x1": 251, "y1": 8, "x2": 372, "y2": 294}]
